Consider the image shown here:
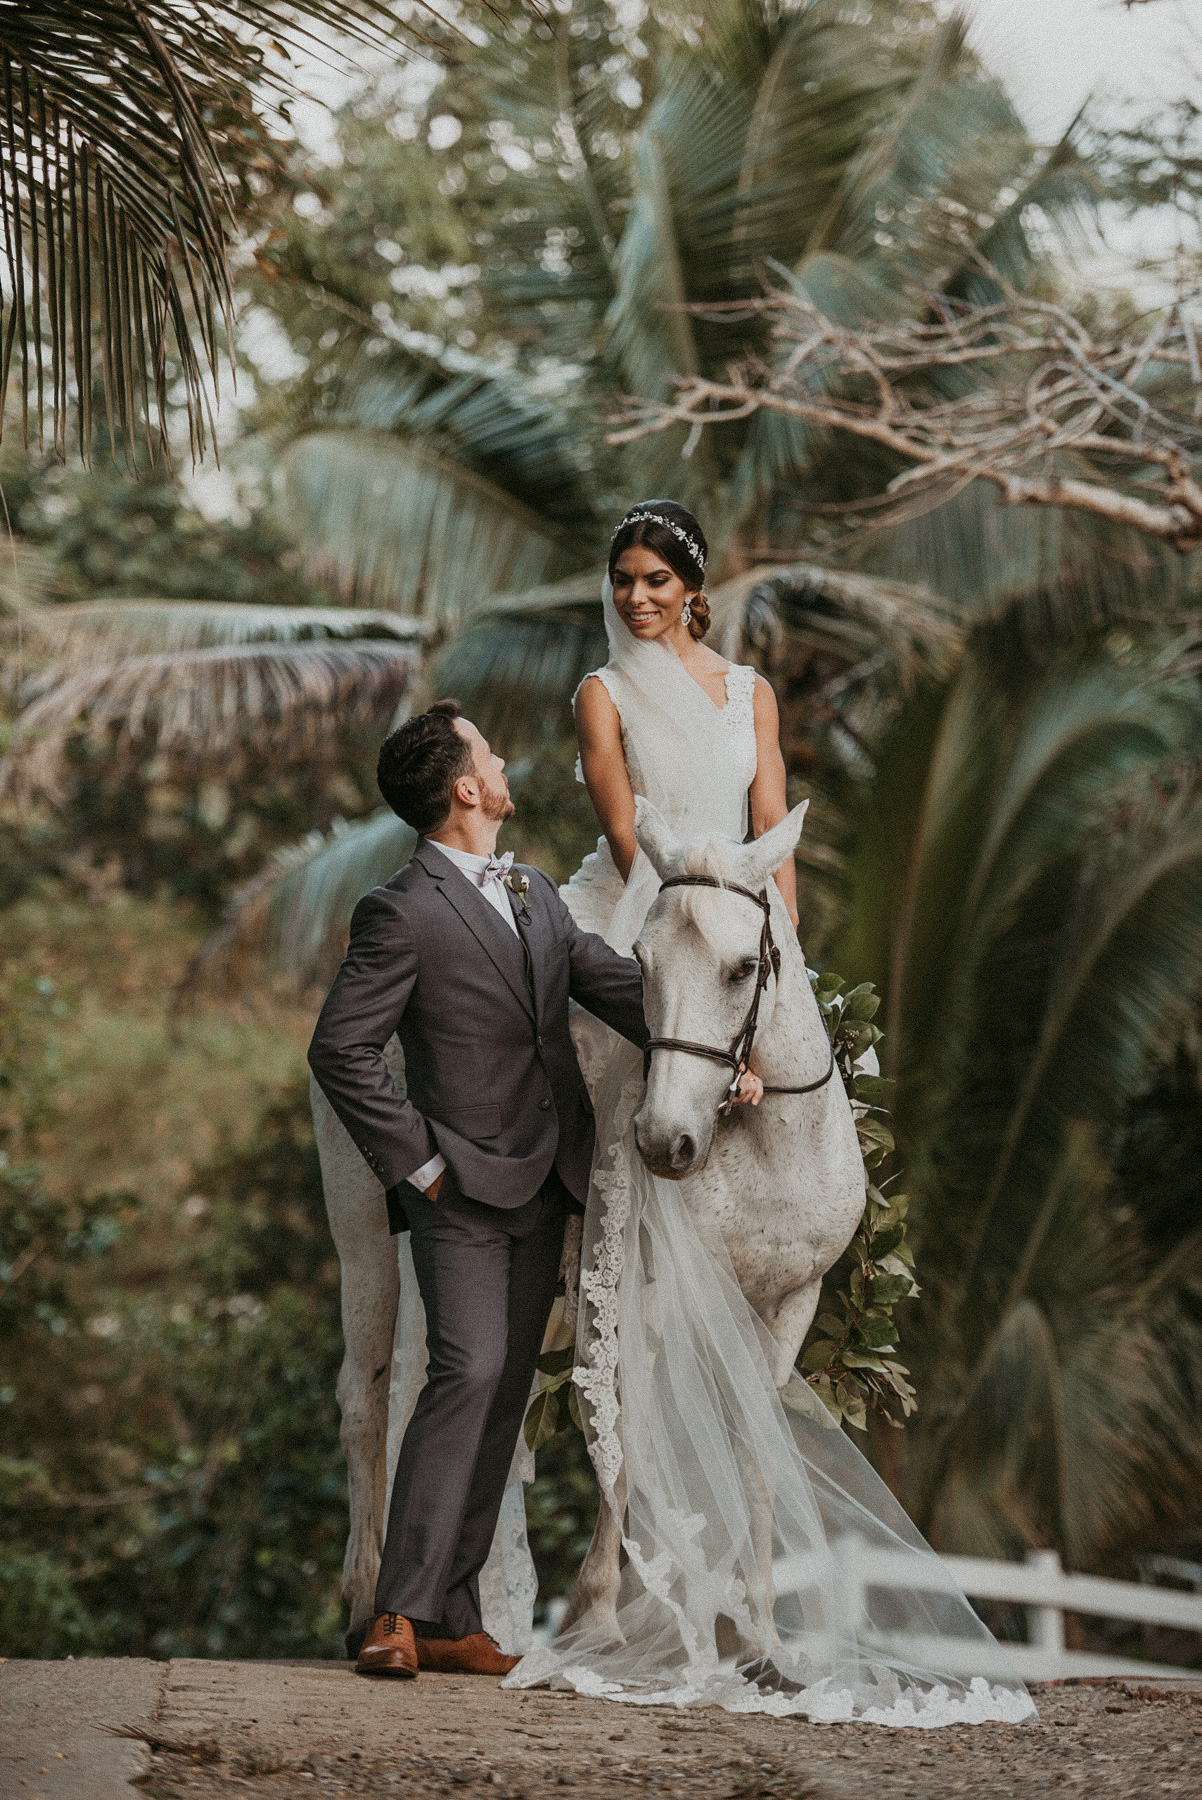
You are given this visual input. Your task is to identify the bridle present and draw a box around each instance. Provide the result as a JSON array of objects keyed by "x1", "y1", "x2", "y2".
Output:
[{"x1": 641, "y1": 876, "x2": 836, "y2": 1117}]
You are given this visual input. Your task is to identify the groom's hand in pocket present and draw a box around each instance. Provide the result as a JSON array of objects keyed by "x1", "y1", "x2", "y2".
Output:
[{"x1": 426, "y1": 1170, "x2": 445, "y2": 1203}]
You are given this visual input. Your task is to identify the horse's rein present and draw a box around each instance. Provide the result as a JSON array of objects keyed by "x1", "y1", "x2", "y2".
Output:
[{"x1": 641, "y1": 875, "x2": 836, "y2": 1117}]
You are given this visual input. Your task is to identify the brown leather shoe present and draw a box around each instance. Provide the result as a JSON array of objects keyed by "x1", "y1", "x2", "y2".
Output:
[
  {"x1": 415, "y1": 1630, "x2": 521, "y2": 1676},
  {"x1": 356, "y1": 1611, "x2": 418, "y2": 1677}
]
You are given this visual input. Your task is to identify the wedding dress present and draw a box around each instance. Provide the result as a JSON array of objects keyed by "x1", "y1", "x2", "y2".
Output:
[{"x1": 502, "y1": 579, "x2": 1035, "y2": 1727}]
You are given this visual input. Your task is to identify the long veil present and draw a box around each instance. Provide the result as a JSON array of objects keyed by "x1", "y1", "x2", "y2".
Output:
[{"x1": 506, "y1": 581, "x2": 1035, "y2": 1726}]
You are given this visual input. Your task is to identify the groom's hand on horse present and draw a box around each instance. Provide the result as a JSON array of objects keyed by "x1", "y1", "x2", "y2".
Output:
[{"x1": 731, "y1": 1068, "x2": 764, "y2": 1107}]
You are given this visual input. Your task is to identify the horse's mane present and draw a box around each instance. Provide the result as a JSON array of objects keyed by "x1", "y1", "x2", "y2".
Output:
[
  {"x1": 671, "y1": 837, "x2": 775, "y2": 952},
  {"x1": 677, "y1": 836, "x2": 747, "y2": 883}
]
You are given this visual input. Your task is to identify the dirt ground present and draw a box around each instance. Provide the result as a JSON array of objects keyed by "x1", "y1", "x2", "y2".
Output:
[{"x1": 6, "y1": 1659, "x2": 1202, "y2": 1800}]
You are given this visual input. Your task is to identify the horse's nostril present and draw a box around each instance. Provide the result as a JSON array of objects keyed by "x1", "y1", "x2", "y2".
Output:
[{"x1": 672, "y1": 1133, "x2": 695, "y2": 1169}]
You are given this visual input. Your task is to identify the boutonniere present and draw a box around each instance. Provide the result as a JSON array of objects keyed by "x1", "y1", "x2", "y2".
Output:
[{"x1": 505, "y1": 869, "x2": 532, "y2": 918}]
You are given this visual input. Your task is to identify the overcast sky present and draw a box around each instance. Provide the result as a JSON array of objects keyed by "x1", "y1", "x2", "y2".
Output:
[{"x1": 965, "y1": 0, "x2": 1195, "y2": 140}]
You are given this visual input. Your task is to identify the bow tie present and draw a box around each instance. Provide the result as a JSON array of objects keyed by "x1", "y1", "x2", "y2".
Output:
[{"x1": 480, "y1": 851, "x2": 514, "y2": 888}]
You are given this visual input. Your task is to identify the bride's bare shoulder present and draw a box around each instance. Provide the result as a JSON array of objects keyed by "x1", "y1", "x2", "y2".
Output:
[{"x1": 574, "y1": 669, "x2": 621, "y2": 730}]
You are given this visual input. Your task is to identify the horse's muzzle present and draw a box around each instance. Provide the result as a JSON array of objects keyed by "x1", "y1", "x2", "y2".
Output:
[{"x1": 633, "y1": 1113, "x2": 712, "y2": 1181}]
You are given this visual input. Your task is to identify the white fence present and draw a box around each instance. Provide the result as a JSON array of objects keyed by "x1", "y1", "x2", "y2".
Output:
[
  {"x1": 534, "y1": 1546, "x2": 1202, "y2": 1681},
  {"x1": 773, "y1": 1543, "x2": 1202, "y2": 1683}
]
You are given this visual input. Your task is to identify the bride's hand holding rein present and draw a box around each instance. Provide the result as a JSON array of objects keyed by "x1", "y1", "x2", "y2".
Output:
[{"x1": 731, "y1": 1068, "x2": 764, "y2": 1106}]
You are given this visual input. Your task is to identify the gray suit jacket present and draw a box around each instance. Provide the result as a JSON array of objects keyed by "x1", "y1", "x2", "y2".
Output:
[{"x1": 307, "y1": 837, "x2": 646, "y2": 1228}]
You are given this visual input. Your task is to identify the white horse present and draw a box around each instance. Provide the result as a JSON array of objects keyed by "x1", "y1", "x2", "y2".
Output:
[
  {"x1": 311, "y1": 1038, "x2": 537, "y2": 1660},
  {"x1": 562, "y1": 799, "x2": 867, "y2": 1633},
  {"x1": 316, "y1": 799, "x2": 864, "y2": 1654}
]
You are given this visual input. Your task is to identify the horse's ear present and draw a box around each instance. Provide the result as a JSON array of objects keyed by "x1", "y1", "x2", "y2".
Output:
[
  {"x1": 633, "y1": 797, "x2": 680, "y2": 880},
  {"x1": 742, "y1": 799, "x2": 809, "y2": 889}
]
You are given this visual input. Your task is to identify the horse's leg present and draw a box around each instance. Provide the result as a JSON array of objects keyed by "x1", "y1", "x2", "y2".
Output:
[
  {"x1": 311, "y1": 1075, "x2": 399, "y2": 1658},
  {"x1": 765, "y1": 1280, "x2": 824, "y2": 1390},
  {"x1": 736, "y1": 1280, "x2": 825, "y2": 1672},
  {"x1": 559, "y1": 1466, "x2": 627, "y2": 1638}
]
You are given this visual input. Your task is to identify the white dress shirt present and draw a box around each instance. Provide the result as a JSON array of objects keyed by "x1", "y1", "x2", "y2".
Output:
[{"x1": 404, "y1": 837, "x2": 520, "y2": 1194}]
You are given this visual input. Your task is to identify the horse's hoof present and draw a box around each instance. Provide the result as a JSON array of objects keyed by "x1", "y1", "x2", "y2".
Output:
[
  {"x1": 345, "y1": 1623, "x2": 369, "y2": 1661},
  {"x1": 739, "y1": 1655, "x2": 803, "y2": 1697}
]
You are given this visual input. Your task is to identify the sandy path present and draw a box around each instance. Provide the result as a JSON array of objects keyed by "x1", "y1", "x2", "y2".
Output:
[{"x1": 4, "y1": 1660, "x2": 1201, "y2": 1800}]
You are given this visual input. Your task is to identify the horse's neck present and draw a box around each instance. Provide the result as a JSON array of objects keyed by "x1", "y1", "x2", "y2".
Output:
[{"x1": 757, "y1": 937, "x2": 825, "y2": 1081}]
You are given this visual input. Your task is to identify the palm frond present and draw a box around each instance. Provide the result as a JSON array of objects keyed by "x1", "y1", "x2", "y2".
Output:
[
  {"x1": 331, "y1": 343, "x2": 599, "y2": 535},
  {"x1": 181, "y1": 806, "x2": 415, "y2": 996},
  {"x1": 431, "y1": 570, "x2": 605, "y2": 747},
  {"x1": 730, "y1": 4, "x2": 910, "y2": 278},
  {"x1": 604, "y1": 77, "x2": 716, "y2": 398},
  {"x1": 723, "y1": 10, "x2": 1093, "y2": 532},
  {"x1": 889, "y1": 655, "x2": 1198, "y2": 1084},
  {"x1": 1, "y1": 637, "x2": 418, "y2": 800},
  {"x1": 276, "y1": 430, "x2": 584, "y2": 619},
  {"x1": 801, "y1": 10, "x2": 973, "y2": 269},
  {"x1": 0, "y1": 0, "x2": 420, "y2": 462},
  {"x1": 719, "y1": 560, "x2": 962, "y2": 672},
  {"x1": 947, "y1": 120, "x2": 1098, "y2": 304},
  {"x1": 18, "y1": 597, "x2": 431, "y2": 661},
  {"x1": 930, "y1": 1126, "x2": 1201, "y2": 1563},
  {"x1": 897, "y1": 757, "x2": 1202, "y2": 1538},
  {"x1": 852, "y1": 478, "x2": 1197, "y2": 639},
  {"x1": 452, "y1": 0, "x2": 633, "y2": 324},
  {"x1": 0, "y1": 537, "x2": 52, "y2": 613},
  {"x1": 980, "y1": 771, "x2": 1202, "y2": 1237}
]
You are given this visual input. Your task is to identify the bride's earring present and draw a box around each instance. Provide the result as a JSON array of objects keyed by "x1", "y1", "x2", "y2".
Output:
[{"x1": 681, "y1": 601, "x2": 693, "y2": 626}]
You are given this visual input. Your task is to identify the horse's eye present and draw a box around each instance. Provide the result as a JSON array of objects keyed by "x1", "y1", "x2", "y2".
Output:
[{"x1": 729, "y1": 958, "x2": 758, "y2": 984}]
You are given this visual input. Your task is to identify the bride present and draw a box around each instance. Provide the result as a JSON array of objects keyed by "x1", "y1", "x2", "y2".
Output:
[{"x1": 504, "y1": 501, "x2": 1034, "y2": 1726}]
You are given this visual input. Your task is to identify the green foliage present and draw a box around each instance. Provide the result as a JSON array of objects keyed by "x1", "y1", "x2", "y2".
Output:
[
  {"x1": 523, "y1": 1343, "x2": 579, "y2": 1453},
  {"x1": 0, "y1": 1545, "x2": 92, "y2": 1656},
  {"x1": 0, "y1": 431, "x2": 395, "y2": 912},
  {"x1": 524, "y1": 1427, "x2": 600, "y2": 1609},
  {"x1": 1, "y1": 950, "x2": 349, "y2": 1658},
  {"x1": 16, "y1": 437, "x2": 324, "y2": 609},
  {"x1": 241, "y1": 0, "x2": 1082, "y2": 601},
  {"x1": 791, "y1": 972, "x2": 919, "y2": 1431},
  {"x1": 276, "y1": 429, "x2": 585, "y2": 620},
  {"x1": 0, "y1": 734, "x2": 382, "y2": 916},
  {"x1": 822, "y1": 629, "x2": 1202, "y2": 1562}
]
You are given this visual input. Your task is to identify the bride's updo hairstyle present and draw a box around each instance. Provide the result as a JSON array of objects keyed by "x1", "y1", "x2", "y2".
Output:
[{"x1": 607, "y1": 500, "x2": 711, "y2": 640}]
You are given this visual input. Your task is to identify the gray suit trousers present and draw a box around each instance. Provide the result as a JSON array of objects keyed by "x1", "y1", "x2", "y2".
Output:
[{"x1": 374, "y1": 1172, "x2": 567, "y2": 1636}]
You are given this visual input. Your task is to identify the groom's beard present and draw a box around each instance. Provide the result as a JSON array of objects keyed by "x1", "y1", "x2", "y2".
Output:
[{"x1": 481, "y1": 779, "x2": 515, "y2": 824}]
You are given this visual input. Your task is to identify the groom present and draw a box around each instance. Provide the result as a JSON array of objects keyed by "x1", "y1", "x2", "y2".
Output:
[{"x1": 308, "y1": 699, "x2": 647, "y2": 1678}]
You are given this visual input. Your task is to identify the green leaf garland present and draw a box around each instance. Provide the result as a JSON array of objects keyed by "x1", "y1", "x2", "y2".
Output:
[{"x1": 522, "y1": 967, "x2": 919, "y2": 1451}]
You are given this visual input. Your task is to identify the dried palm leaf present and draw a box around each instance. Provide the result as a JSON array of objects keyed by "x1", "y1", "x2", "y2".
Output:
[
  {"x1": 18, "y1": 597, "x2": 432, "y2": 663},
  {"x1": 1, "y1": 637, "x2": 418, "y2": 800}
]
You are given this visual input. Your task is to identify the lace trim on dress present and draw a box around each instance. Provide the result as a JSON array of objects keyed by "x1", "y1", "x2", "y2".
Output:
[
  {"x1": 575, "y1": 663, "x2": 755, "y2": 792},
  {"x1": 720, "y1": 662, "x2": 756, "y2": 732},
  {"x1": 573, "y1": 1074, "x2": 638, "y2": 1500}
]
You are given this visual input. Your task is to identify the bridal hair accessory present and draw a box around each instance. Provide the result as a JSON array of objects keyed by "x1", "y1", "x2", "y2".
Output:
[{"x1": 612, "y1": 509, "x2": 706, "y2": 573}]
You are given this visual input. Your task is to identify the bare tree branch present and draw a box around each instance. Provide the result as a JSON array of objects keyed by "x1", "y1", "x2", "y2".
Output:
[{"x1": 608, "y1": 288, "x2": 1202, "y2": 550}]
